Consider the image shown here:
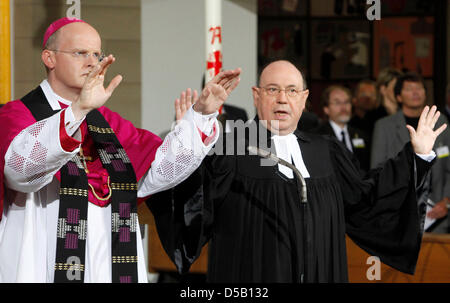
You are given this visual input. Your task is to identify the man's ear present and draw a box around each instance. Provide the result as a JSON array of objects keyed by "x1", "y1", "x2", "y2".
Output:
[
  {"x1": 323, "y1": 106, "x2": 329, "y2": 116},
  {"x1": 396, "y1": 94, "x2": 403, "y2": 104},
  {"x1": 41, "y1": 50, "x2": 55, "y2": 70},
  {"x1": 302, "y1": 89, "x2": 310, "y2": 101},
  {"x1": 252, "y1": 86, "x2": 259, "y2": 108}
]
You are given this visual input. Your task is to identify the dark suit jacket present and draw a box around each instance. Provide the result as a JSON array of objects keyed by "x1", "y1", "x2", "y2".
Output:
[
  {"x1": 442, "y1": 106, "x2": 450, "y2": 126},
  {"x1": 372, "y1": 111, "x2": 450, "y2": 233},
  {"x1": 223, "y1": 104, "x2": 248, "y2": 121},
  {"x1": 314, "y1": 121, "x2": 371, "y2": 172},
  {"x1": 297, "y1": 111, "x2": 320, "y2": 132}
]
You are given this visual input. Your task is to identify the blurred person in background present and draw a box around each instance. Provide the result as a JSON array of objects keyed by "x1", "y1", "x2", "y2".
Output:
[{"x1": 372, "y1": 72, "x2": 450, "y2": 233}]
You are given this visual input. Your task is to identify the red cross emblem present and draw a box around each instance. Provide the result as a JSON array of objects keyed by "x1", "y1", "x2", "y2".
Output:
[{"x1": 207, "y1": 50, "x2": 223, "y2": 76}]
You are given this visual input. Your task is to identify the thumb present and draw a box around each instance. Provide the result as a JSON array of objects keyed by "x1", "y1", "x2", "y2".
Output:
[{"x1": 406, "y1": 125, "x2": 416, "y2": 138}]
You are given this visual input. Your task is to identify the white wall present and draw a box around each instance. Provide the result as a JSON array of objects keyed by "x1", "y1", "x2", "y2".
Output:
[{"x1": 141, "y1": 0, "x2": 257, "y2": 136}]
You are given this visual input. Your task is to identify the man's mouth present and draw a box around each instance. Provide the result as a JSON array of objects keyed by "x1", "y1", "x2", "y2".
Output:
[{"x1": 274, "y1": 110, "x2": 290, "y2": 119}]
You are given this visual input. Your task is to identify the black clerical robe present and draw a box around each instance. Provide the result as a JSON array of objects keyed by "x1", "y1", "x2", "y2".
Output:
[{"x1": 148, "y1": 119, "x2": 430, "y2": 283}]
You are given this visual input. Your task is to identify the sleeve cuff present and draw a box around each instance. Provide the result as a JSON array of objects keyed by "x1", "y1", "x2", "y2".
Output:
[
  {"x1": 60, "y1": 109, "x2": 81, "y2": 152},
  {"x1": 65, "y1": 105, "x2": 85, "y2": 138},
  {"x1": 415, "y1": 150, "x2": 436, "y2": 162},
  {"x1": 197, "y1": 123, "x2": 218, "y2": 146},
  {"x1": 190, "y1": 105, "x2": 219, "y2": 136}
]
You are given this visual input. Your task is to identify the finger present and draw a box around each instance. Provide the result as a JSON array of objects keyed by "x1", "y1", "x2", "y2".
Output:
[
  {"x1": 186, "y1": 89, "x2": 194, "y2": 108},
  {"x1": 99, "y1": 55, "x2": 115, "y2": 76},
  {"x1": 417, "y1": 106, "x2": 430, "y2": 130},
  {"x1": 186, "y1": 88, "x2": 192, "y2": 104},
  {"x1": 210, "y1": 68, "x2": 241, "y2": 85},
  {"x1": 225, "y1": 76, "x2": 240, "y2": 91},
  {"x1": 430, "y1": 110, "x2": 440, "y2": 128},
  {"x1": 175, "y1": 98, "x2": 181, "y2": 120},
  {"x1": 222, "y1": 73, "x2": 240, "y2": 88},
  {"x1": 426, "y1": 105, "x2": 437, "y2": 126},
  {"x1": 218, "y1": 72, "x2": 238, "y2": 87},
  {"x1": 433, "y1": 123, "x2": 448, "y2": 137},
  {"x1": 209, "y1": 71, "x2": 227, "y2": 84},
  {"x1": 96, "y1": 55, "x2": 114, "y2": 78},
  {"x1": 218, "y1": 77, "x2": 229, "y2": 87},
  {"x1": 84, "y1": 55, "x2": 113, "y2": 86},
  {"x1": 175, "y1": 98, "x2": 180, "y2": 110},
  {"x1": 180, "y1": 91, "x2": 187, "y2": 113},
  {"x1": 226, "y1": 77, "x2": 241, "y2": 95},
  {"x1": 222, "y1": 68, "x2": 242, "y2": 84},
  {"x1": 105, "y1": 74, "x2": 122, "y2": 96},
  {"x1": 193, "y1": 89, "x2": 199, "y2": 103},
  {"x1": 85, "y1": 63, "x2": 103, "y2": 84}
]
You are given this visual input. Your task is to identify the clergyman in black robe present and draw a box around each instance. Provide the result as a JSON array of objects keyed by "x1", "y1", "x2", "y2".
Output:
[{"x1": 147, "y1": 61, "x2": 446, "y2": 283}]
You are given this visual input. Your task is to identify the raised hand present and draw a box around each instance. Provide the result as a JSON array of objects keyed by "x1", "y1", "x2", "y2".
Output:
[
  {"x1": 175, "y1": 88, "x2": 198, "y2": 121},
  {"x1": 72, "y1": 55, "x2": 123, "y2": 120},
  {"x1": 407, "y1": 105, "x2": 447, "y2": 154},
  {"x1": 427, "y1": 197, "x2": 449, "y2": 219},
  {"x1": 193, "y1": 68, "x2": 241, "y2": 115}
]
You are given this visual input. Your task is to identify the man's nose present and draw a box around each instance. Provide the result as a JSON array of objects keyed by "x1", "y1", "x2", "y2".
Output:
[
  {"x1": 276, "y1": 90, "x2": 288, "y2": 103},
  {"x1": 85, "y1": 53, "x2": 98, "y2": 67}
]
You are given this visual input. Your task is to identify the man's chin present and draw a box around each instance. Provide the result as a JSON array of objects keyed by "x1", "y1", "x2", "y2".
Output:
[
  {"x1": 337, "y1": 116, "x2": 351, "y2": 124},
  {"x1": 268, "y1": 120, "x2": 296, "y2": 136}
]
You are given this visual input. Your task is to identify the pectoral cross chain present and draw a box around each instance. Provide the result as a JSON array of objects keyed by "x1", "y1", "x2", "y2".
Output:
[{"x1": 79, "y1": 147, "x2": 93, "y2": 173}]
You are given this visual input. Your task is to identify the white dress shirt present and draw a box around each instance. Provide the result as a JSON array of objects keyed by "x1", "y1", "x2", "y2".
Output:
[{"x1": 329, "y1": 120, "x2": 353, "y2": 152}]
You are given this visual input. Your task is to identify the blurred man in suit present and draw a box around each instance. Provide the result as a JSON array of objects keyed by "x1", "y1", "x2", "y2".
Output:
[{"x1": 315, "y1": 85, "x2": 370, "y2": 171}]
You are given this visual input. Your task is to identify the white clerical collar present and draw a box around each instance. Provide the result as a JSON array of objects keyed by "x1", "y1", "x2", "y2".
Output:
[
  {"x1": 40, "y1": 79, "x2": 73, "y2": 110},
  {"x1": 272, "y1": 133, "x2": 310, "y2": 179}
]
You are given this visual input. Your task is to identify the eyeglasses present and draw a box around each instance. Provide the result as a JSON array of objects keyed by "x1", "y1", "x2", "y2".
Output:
[
  {"x1": 329, "y1": 100, "x2": 351, "y2": 107},
  {"x1": 260, "y1": 86, "x2": 305, "y2": 98},
  {"x1": 48, "y1": 49, "x2": 105, "y2": 62}
]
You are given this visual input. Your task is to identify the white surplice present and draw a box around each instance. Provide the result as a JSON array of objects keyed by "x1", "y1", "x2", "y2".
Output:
[{"x1": 0, "y1": 81, "x2": 219, "y2": 283}]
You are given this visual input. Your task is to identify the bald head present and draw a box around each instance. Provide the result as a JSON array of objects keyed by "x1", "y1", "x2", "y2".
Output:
[
  {"x1": 45, "y1": 22, "x2": 101, "y2": 51},
  {"x1": 259, "y1": 60, "x2": 306, "y2": 90}
]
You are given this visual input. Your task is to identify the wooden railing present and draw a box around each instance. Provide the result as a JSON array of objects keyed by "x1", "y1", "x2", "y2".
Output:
[{"x1": 346, "y1": 233, "x2": 450, "y2": 282}]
